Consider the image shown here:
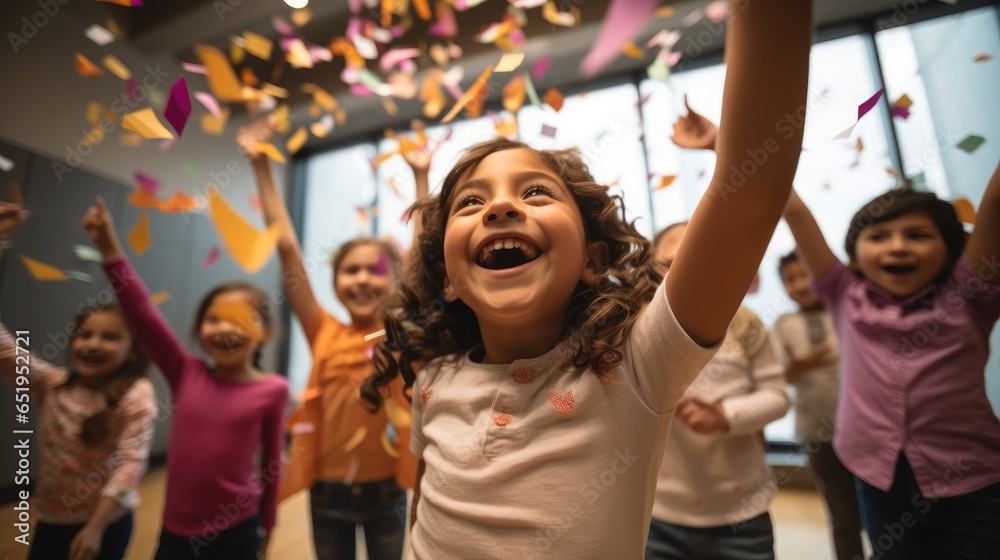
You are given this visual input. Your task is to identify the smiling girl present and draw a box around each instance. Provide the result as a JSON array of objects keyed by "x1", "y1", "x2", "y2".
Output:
[
  {"x1": 82, "y1": 197, "x2": 289, "y2": 560},
  {"x1": 0, "y1": 201, "x2": 156, "y2": 560},
  {"x1": 361, "y1": 1, "x2": 813, "y2": 556}
]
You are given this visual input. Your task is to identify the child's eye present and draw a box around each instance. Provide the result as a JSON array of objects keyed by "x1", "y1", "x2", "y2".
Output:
[
  {"x1": 525, "y1": 185, "x2": 554, "y2": 198},
  {"x1": 453, "y1": 194, "x2": 481, "y2": 212}
]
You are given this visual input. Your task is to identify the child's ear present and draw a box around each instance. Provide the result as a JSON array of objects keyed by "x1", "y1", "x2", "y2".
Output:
[
  {"x1": 435, "y1": 262, "x2": 459, "y2": 302},
  {"x1": 581, "y1": 240, "x2": 609, "y2": 285}
]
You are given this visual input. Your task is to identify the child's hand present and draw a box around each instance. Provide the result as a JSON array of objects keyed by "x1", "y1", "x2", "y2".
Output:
[
  {"x1": 785, "y1": 343, "x2": 834, "y2": 373},
  {"x1": 670, "y1": 95, "x2": 718, "y2": 151},
  {"x1": 81, "y1": 196, "x2": 122, "y2": 259},
  {"x1": 676, "y1": 397, "x2": 730, "y2": 434},
  {"x1": 401, "y1": 118, "x2": 437, "y2": 174},
  {"x1": 237, "y1": 118, "x2": 275, "y2": 161},
  {"x1": 0, "y1": 202, "x2": 29, "y2": 241}
]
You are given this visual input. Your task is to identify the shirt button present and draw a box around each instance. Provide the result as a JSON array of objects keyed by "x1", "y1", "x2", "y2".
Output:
[{"x1": 514, "y1": 368, "x2": 532, "y2": 383}]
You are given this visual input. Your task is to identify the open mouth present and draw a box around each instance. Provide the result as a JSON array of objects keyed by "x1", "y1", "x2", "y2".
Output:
[
  {"x1": 77, "y1": 354, "x2": 107, "y2": 366},
  {"x1": 476, "y1": 238, "x2": 541, "y2": 270},
  {"x1": 209, "y1": 335, "x2": 247, "y2": 351},
  {"x1": 882, "y1": 264, "x2": 918, "y2": 276}
]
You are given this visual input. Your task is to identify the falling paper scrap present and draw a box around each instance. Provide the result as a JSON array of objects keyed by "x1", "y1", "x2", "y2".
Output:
[
  {"x1": 834, "y1": 89, "x2": 884, "y2": 140},
  {"x1": 151, "y1": 291, "x2": 171, "y2": 306},
  {"x1": 85, "y1": 24, "x2": 116, "y2": 46},
  {"x1": 441, "y1": 66, "x2": 493, "y2": 123},
  {"x1": 128, "y1": 213, "x2": 152, "y2": 257},
  {"x1": 580, "y1": 0, "x2": 657, "y2": 78},
  {"x1": 74, "y1": 53, "x2": 104, "y2": 77},
  {"x1": 255, "y1": 143, "x2": 286, "y2": 164},
  {"x1": 122, "y1": 108, "x2": 175, "y2": 140},
  {"x1": 540, "y1": 124, "x2": 557, "y2": 138},
  {"x1": 74, "y1": 244, "x2": 104, "y2": 262},
  {"x1": 194, "y1": 44, "x2": 246, "y2": 102},
  {"x1": 135, "y1": 172, "x2": 160, "y2": 194},
  {"x1": 495, "y1": 52, "x2": 526, "y2": 73},
  {"x1": 952, "y1": 198, "x2": 976, "y2": 224},
  {"x1": 654, "y1": 175, "x2": 677, "y2": 190},
  {"x1": 544, "y1": 87, "x2": 564, "y2": 112},
  {"x1": 164, "y1": 77, "x2": 192, "y2": 136},
  {"x1": 201, "y1": 108, "x2": 231, "y2": 135},
  {"x1": 955, "y1": 134, "x2": 985, "y2": 154},
  {"x1": 206, "y1": 190, "x2": 282, "y2": 273},
  {"x1": 21, "y1": 256, "x2": 70, "y2": 281},
  {"x1": 102, "y1": 54, "x2": 131, "y2": 80}
]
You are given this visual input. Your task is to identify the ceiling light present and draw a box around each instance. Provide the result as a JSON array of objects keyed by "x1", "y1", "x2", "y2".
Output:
[{"x1": 284, "y1": 0, "x2": 308, "y2": 9}]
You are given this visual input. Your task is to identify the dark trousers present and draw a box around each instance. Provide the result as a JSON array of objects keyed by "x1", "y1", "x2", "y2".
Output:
[
  {"x1": 310, "y1": 478, "x2": 407, "y2": 560},
  {"x1": 855, "y1": 454, "x2": 1000, "y2": 560},
  {"x1": 28, "y1": 512, "x2": 133, "y2": 560},
  {"x1": 153, "y1": 514, "x2": 260, "y2": 560},
  {"x1": 645, "y1": 512, "x2": 775, "y2": 560},
  {"x1": 808, "y1": 442, "x2": 865, "y2": 560}
]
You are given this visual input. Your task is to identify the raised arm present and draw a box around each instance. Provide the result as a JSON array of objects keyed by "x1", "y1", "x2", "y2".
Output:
[
  {"x1": 783, "y1": 189, "x2": 838, "y2": 280},
  {"x1": 666, "y1": 0, "x2": 812, "y2": 346},
  {"x1": 238, "y1": 121, "x2": 322, "y2": 329},
  {"x1": 400, "y1": 120, "x2": 435, "y2": 250},
  {"x1": 963, "y1": 160, "x2": 1000, "y2": 284},
  {"x1": 83, "y1": 197, "x2": 194, "y2": 389}
]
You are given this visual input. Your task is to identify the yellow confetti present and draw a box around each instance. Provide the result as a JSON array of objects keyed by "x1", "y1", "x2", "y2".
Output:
[
  {"x1": 291, "y1": 8, "x2": 313, "y2": 27},
  {"x1": 892, "y1": 94, "x2": 913, "y2": 109},
  {"x1": 151, "y1": 291, "x2": 171, "y2": 306},
  {"x1": 301, "y1": 83, "x2": 337, "y2": 111},
  {"x1": 206, "y1": 190, "x2": 283, "y2": 273},
  {"x1": 341, "y1": 425, "x2": 368, "y2": 453},
  {"x1": 127, "y1": 213, "x2": 151, "y2": 257},
  {"x1": 542, "y1": 1, "x2": 580, "y2": 27},
  {"x1": 74, "y1": 53, "x2": 103, "y2": 77},
  {"x1": 230, "y1": 42, "x2": 245, "y2": 65},
  {"x1": 119, "y1": 132, "x2": 143, "y2": 147},
  {"x1": 381, "y1": 96, "x2": 399, "y2": 116},
  {"x1": 200, "y1": 107, "x2": 231, "y2": 136},
  {"x1": 21, "y1": 256, "x2": 69, "y2": 281},
  {"x1": 286, "y1": 127, "x2": 308, "y2": 155},
  {"x1": 122, "y1": 108, "x2": 175, "y2": 140},
  {"x1": 101, "y1": 54, "x2": 131, "y2": 80},
  {"x1": 656, "y1": 6, "x2": 676, "y2": 17},
  {"x1": 654, "y1": 175, "x2": 677, "y2": 191},
  {"x1": 261, "y1": 82, "x2": 289, "y2": 98},
  {"x1": 254, "y1": 142, "x2": 286, "y2": 164},
  {"x1": 442, "y1": 66, "x2": 493, "y2": 123},
  {"x1": 194, "y1": 44, "x2": 246, "y2": 102},
  {"x1": 242, "y1": 31, "x2": 273, "y2": 61},
  {"x1": 495, "y1": 52, "x2": 525, "y2": 73}
]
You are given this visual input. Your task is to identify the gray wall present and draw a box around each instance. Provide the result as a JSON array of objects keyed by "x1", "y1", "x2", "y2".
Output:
[{"x1": 0, "y1": 138, "x2": 284, "y2": 501}]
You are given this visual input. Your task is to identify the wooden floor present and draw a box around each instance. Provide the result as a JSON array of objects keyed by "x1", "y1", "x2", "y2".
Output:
[{"x1": 0, "y1": 467, "x2": 844, "y2": 559}]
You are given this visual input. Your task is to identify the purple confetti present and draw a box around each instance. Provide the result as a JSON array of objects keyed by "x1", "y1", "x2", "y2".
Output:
[
  {"x1": 857, "y1": 89, "x2": 884, "y2": 120},
  {"x1": 202, "y1": 246, "x2": 220, "y2": 269},
  {"x1": 163, "y1": 76, "x2": 192, "y2": 136},
  {"x1": 532, "y1": 58, "x2": 551, "y2": 80},
  {"x1": 890, "y1": 105, "x2": 910, "y2": 119},
  {"x1": 374, "y1": 251, "x2": 390, "y2": 276},
  {"x1": 135, "y1": 172, "x2": 160, "y2": 194},
  {"x1": 541, "y1": 124, "x2": 557, "y2": 138}
]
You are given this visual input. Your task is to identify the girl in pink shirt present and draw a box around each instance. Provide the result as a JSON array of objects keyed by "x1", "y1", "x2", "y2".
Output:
[
  {"x1": 361, "y1": 2, "x2": 813, "y2": 557},
  {"x1": 783, "y1": 161, "x2": 1000, "y2": 559},
  {"x1": 0, "y1": 201, "x2": 157, "y2": 560},
  {"x1": 82, "y1": 198, "x2": 289, "y2": 560}
]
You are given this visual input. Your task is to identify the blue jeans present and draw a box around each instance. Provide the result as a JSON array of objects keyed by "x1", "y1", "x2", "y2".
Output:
[
  {"x1": 645, "y1": 512, "x2": 775, "y2": 560},
  {"x1": 310, "y1": 478, "x2": 407, "y2": 560},
  {"x1": 855, "y1": 454, "x2": 1000, "y2": 560},
  {"x1": 28, "y1": 512, "x2": 133, "y2": 560},
  {"x1": 154, "y1": 514, "x2": 260, "y2": 560}
]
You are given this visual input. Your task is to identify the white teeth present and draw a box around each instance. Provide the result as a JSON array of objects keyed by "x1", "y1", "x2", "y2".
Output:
[
  {"x1": 513, "y1": 240, "x2": 521, "y2": 249},
  {"x1": 503, "y1": 239, "x2": 514, "y2": 249},
  {"x1": 494, "y1": 240, "x2": 504, "y2": 250}
]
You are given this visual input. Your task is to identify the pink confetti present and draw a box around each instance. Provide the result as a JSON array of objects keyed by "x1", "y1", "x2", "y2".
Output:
[
  {"x1": 202, "y1": 246, "x2": 220, "y2": 269},
  {"x1": 891, "y1": 105, "x2": 910, "y2": 119},
  {"x1": 193, "y1": 91, "x2": 222, "y2": 118},
  {"x1": 350, "y1": 84, "x2": 374, "y2": 96},
  {"x1": 580, "y1": 0, "x2": 657, "y2": 79},
  {"x1": 273, "y1": 16, "x2": 296, "y2": 36},
  {"x1": 124, "y1": 78, "x2": 139, "y2": 103},
  {"x1": 429, "y1": 4, "x2": 457, "y2": 37},
  {"x1": 135, "y1": 172, "x2": 160, "y2": 193},
  {"x1": 857, "y1": 88, "x2": 884, "y2": 120},
  {"x1": 158, "y1": 138, "x2": 175, "y2": 151},
  {"x1": 704, "y1": 1, "x2": 728, "y2": 22},
  {"x1": 348, "y1": 0, "x2": 362, "y2": 14},
  {"x1": 380, "y1": 48, "x2": 422, "y2": 73},
  {"x1": 164, "y1": 76, "x2": 192, "y2": 136},
  {"x1": 181, "y1": 62, "x2": 207, "y2": 74},
  {"x1": 374, "y1": 251, "x2": 390, "y2": 276},
  {"x1": 532, "y1": 58, "x2": 551, "y2": 80},
  {"x1": 346, "y1": 18, "x2": 364, "y2": 41},
  {"x1": 541, "y1": 124, "x2": 557, "y2": 138},
  {"x1": 682, "y1": 8, "x2": 704, "y2": 27}
]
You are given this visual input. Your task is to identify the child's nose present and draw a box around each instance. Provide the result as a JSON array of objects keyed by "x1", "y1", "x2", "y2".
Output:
[{"x1": 484, "y1": 199, "x2": 525, "y2": 225}]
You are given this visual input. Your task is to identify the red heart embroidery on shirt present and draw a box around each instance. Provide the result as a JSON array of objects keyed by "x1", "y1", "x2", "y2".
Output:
[
  {"x1": 547, "y1": 390, "x2": 574, "y2": 415},
  {"x1": 419, "y1": 389, "x2": 432, "y2": 404}
]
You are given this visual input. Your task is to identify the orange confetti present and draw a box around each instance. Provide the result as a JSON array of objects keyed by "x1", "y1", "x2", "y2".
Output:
[
  {"x1": 973, "y1": 54, "x2": 992, "y2": 63},
  {"x1": 127, "y1": 213, "x2": 151, "y2": 257},
  {"x1": 953, "y1": 198, "x2": 976, "y2": 224},
  {"x1": 74, "y1": 53, "x2": 104, "y2": 77},
  {"x1": 441, "y1": 66, "x2": 493, "y2": 123},
  {"x1": 206, "y1": 190, "x2": 282, "y2": 273},
  {"x1": 654, "y1": 175, "x2": 677, "y2": 191},
  {"x1": 151, "y1": 291, "x2": 171, "y2": 306},
  {"x1": 195, "y1": 44, "x2": 245, "y2": 102},
  {"x1": 544, "y1": 87, "x2": 564, "y2": 112},
  {"x1": 621, "y1": 42, "x2": 645, "y2": 59},
  {"x1": 21, "y1": 256, "x2": 69, "y2": 281},
  {"x1": 286, "y1": 127, "x2": 308, "y2": 155},
  {"x1": 503, "y1": 74, "x2": 527, "y2": 113}
]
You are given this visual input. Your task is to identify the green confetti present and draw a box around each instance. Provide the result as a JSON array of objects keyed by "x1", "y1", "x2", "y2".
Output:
[
  {"x1": 65, "y1": 270, "x2": 95, "y2": 282},
  {"x1": 184, "y1": 162, "x2": 202, "y2": 174},
  {"x1": 524, "y1": 74, "x2": 543, "y2": 108},
  {"x1": 955, "y1": 134, "x2": 985, "y2": 154},
  {"x1": 647, "y1": 59, "x2": 671, "y2": 84},
  {"x1": 73, "y1": 244, "x2": 103, "y2": 262},
  {"x1": 909, "y1": 171, "x2": 927, "y2": 191}
]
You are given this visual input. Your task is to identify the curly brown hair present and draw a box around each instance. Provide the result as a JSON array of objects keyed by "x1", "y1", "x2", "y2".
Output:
[{"x1": 361, "y1": 137, "x2": 662, "y2": 411}]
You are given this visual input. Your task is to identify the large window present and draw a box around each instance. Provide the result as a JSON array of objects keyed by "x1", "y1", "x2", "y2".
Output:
[{"x1": 290, "y1": 6, "x2": 1000, "y2": 437}]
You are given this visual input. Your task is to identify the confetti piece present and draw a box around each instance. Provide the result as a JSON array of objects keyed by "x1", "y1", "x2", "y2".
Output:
[
  {"x1": 208, "y1": 298, "x2": 265, "y2": 339},
  {"x1": 84, "y1": 24, "x2": 116, "y2": 46},
  {"x1": 441, "y1": 66, "x2": 493, "y2": 123},
  {"x1": 230, "y1": 41, "x2": 246, "y2": 65},
  {"x1": 955, "y1": 134, "x2": 985, "y2": 154},
  {"x1": 885, "y1": 167, "x2": 900, "y2": 177},
  {"x1": 120, "y1": 133, "x2": 143, "y2": 147},
  {"x1": 891, "y1": 105, "x2": 910, "y2": 119},
  {"x1": 532, "y1": 57, "x2": 551, "y2": 80},
  {"x1": 656, "y1": 5, "x2": 675, "y2": 17},
  {"x1": 193, "y1": 91, "x2": 221, "y2": 118},
  {"x1": 206, "y1": 190, "x2": 282, "y2": 273},
  {"x1": 96, "y1": 0, "x2": 141, "y2": 6},
  {"x1": 21, "y1": 256, "x2": 69, "y2": 281},
  {"x1": 150, "y1": 291, "x2": 171, "y2": 306},
  {"x1": 381, "y1": 48, "x2": 422, "y2": 73},
  {"x1": 286, "y1": 127, "x2": 308, "y2": 155},
  {"x1": 495, "y1": 52, "x2": 526, "y2": 73},
  {"x1": 128, "y1": 213, "x2": 151, "y2": 257},
  {"x1": 494, "y1": 116, "x2": 518, "y2": 140},
  {"x1": 122, "y1": 108, "x2": 175, "y2": 140},
  {"x1": 243, "y1": 31, "x2": 273, "y2": 61},
  {"x1": 291, "y1": 8, "x2": 313, "y2": 27},
  {"x1": 135, "y1": 172, "x2": 159, "y2": 194},
  {"x1": 952, "y1": 198, "x2": 975, "y2": 224},
  {"x1": 622, "y1": 42, "x2": 645, "y2": 59},
  {"x1": 181, "y1": 62, "x2": 207, "y2": 74},
  {"x1": 194, "y1": 44, "x2": 246, "y2": 102},
  {"x1": 74, "y1": 53, "x2": 104, "y2": 77},
  {"x1": 200, "y1": 107, "x2": 230, "y2": 136},
  {"x1": 65, "y1": 270, "x2": 95, "y2": 283},
  {"x1": 682, "y1": 8, "x2": 704, "y2": 27},
  {"x1": 254, "y1": 143, "x2": 286, "y2": 163},
  {"x1": 654, "y1": 175, "x2": 677, "y2": 190},
  {"x1": 521, "y1": 75, "x2": 542, "y2": 109},
  {"x1": 704, "y1": 1, "x2": 728, "y2": 22},
  {"x1": 163, "y1": 77, "x2": 192, "y2": 136},
  {"x1": 341, "y1": 425, "x2": 368, "y2": 453},
  {"x1": 429, "y1": 1, "x2": 458, "y2": 37},
  {"x1": 540, "y1": 124, "x2": 557, "y2": 138},
  {"x1": 892, "y1": 94, "x2": 913, "y2": 109},
  {"x1": 834, "y1": 89, "x2": 884, "y2": 140},
  {"x1": 973, "y1": 54, "x2": 992, "y2": 63},
  {"x1": 542, "y1": 1, "x2": 580, "y2": 27},
  {"x1": 273, "y1": 15, "x2": 296, "y2": 36},
  {"x1": 73, "y1": 244, "x2": 103, "y2": 262},
  {"x1": 544, "y1": 87, "x2": 564, "y2": 112},
  {"x1": 0, "y1": 154, "x2": 12, "y2": 173},
  {"x1": 581, "y1": 0, "x2": 657, "y2": 78},
  {"x1": 301, "y1": 83, "x2": 337, "y2": 111},
  {"x1": 102, "y1": 54, "x2": 131, "y2": 80}
]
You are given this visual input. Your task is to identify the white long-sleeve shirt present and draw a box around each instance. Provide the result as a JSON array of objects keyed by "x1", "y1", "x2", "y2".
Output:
[{"x1": 652, "y1": 307, "x2": 790, "y2": 527}]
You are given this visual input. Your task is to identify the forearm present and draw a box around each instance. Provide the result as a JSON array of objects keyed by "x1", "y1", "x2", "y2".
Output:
[
  {"x1": 85, "y1": 497, "x2": 127, "y2": 532},
  {"x1": 784, "y1": 190, "x2": 836, "y2": 280},
  {"x1": 252, "y1": 158, "x2": 299, "y2": 253}
]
